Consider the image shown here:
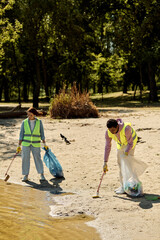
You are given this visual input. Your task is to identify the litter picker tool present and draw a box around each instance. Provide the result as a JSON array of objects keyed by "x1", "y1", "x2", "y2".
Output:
[
  {"x1": 4, "y1": 152, "x2": 18, "y2": 182},
  {"x1": 92, "y1": 172, "x2": 105, "y2": 199}
]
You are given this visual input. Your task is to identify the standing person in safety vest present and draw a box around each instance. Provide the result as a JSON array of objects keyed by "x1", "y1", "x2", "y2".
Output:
[
  {"x1": 103, "y1": 118, "x2": 138, "y2": 194},
  {"x1": 16, "y1": 107, "x2": 48, "y2": 182}
]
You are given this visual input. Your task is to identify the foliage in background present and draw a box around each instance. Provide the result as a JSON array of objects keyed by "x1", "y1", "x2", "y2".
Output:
[
  {"x1": 0, "y1": 0, "x2": 159, "y2": 107},
  {"x1": 91, "y1": 52, "x2": 128, "y2": 93},
  {"x1": 49, "y1": 83, "x2": 99, "y2": 119}
]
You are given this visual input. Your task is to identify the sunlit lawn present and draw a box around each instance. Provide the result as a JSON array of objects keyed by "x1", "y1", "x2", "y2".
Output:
[{"x1": 91, "y1": 90, "x2": 160, "y2": 108}]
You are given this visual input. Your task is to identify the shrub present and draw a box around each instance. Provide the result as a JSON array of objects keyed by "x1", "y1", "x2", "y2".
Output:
[{"x1": 49, "y1": 84, "x2": 99, "y2": 118}]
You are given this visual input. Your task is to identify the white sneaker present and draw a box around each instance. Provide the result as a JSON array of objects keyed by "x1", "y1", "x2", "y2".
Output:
[
  {"x1": 40, "y1": 174, "x2": 46, "y2": 181},
  {"x1": 22, "y1": 175, "x2": 28, "y2": 182},
  {"x1": 115, "y1": 186, "x2": 125, "y2": 194}
]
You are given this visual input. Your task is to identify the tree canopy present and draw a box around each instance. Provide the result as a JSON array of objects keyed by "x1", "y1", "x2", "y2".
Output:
[{"x1": 0, "y1": 0, "x2": 160, "y2": 107}]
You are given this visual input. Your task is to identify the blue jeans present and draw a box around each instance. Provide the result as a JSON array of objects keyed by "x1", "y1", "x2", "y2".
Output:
[{"x1": 22, "y1": 145, "x2": 44, "y2": 175}]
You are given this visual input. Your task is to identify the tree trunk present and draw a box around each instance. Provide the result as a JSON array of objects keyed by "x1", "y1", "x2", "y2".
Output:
[
  {"x1": 93, "y1": 83, "x2": 96, "y2": 94},
  {"x1": 0, "y1": 78, "x2": 4, "y2": 101},
  {"x1": 0, "y1": 111, "x2": 27, "y2": 118},
  {"x1": 105, "y1": 84, "x2": 109, "y2": 93},
  {"x1": 33, "y1": 55, "x2": 41, "y2": 108},
  {"x1": 42, "y1": 51, "x2": 49, "y2": 102},
  {"x1": 148, "y1": 62, "x2": 158, "y2": 102},
  {"x1": 84, "y1": 77, "x2": 89, "y2": 92},
  {"x1": 4, "y1": 77, "x2": 10, "y2": 102},
  {"x1": 139, "y1": 65, "x2": 143, "y2": 102},
  {"x1": 0, "y1": 106, "x2": 47, "y2": 118},
  {"x1": 123, "y1": 75, "x2": 128, "y2": 94},
  {"x1": 133, "y1": 85, "x2": 137, "y2": 100},
  {"x1": 12, "y1": 43, "x2": 21, "y2": 104},
  {"x1": 98, "y1": 83, "x2": 103, "y2": 93},
  {"x1": 23, "y1": 77, "x2": 28, "y2": 102},
  {"x1": 56, "y1": 80, "x2": 61, "y2": 94}
]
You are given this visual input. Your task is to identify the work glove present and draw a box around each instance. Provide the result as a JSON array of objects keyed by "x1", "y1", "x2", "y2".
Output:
[
  {"x1": 16, "y1": 146, "x2": 21, "y2": 153},
  {"x1": 124, "y1": 152, "x2": 128, "y2": 156},
  {"x1": 43, "y1": 143, "x2": 49, "y2": 150},
  {"x1": 103, "y1": 162, "x2": 108, "y2": 173}
]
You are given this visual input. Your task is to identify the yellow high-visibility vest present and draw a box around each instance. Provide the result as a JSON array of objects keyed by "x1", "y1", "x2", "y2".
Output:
[
  {"x1": 108, "y1": 122, "x2": 137, "y2": 149},
  {"x1": 22, "y1": 118, "x2": 41, "y2": 147}
]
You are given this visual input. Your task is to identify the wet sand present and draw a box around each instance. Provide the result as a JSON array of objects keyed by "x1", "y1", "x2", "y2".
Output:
[{"x1": 0, "y1": 180, "x2": 100, "y2": 240}]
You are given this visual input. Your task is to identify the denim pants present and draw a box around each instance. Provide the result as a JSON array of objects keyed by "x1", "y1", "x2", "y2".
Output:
[{"x1": 22, "y1": 145, "x2": 44, "y2": 175}]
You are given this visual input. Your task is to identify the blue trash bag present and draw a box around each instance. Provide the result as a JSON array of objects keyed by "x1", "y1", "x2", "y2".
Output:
[{"x1": 43, "y1": 148, "x2": 64, "y2": 178}]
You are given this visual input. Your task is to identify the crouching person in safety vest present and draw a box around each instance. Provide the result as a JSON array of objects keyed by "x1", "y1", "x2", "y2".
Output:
[
  {"x1": 17, "y1": 107, "x2": 48, "y2": 182},
  {"x1": 103, "y1": 118, "x2": 138, "y2": 194}
]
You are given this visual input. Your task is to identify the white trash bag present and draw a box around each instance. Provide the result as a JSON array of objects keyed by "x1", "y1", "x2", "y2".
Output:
[{"x1": 120, "y1": 154, "x2": 148, "y2": 197}]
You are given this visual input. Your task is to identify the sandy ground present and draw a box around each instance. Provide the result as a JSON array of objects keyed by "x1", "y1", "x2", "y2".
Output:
[{"x1": 0, "y1": 107, "x2": 160, "y2": 240}]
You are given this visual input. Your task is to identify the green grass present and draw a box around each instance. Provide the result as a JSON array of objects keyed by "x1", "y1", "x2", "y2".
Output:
[{"x1": 91, "y1": 90, "x2": 160, "y2": 108}]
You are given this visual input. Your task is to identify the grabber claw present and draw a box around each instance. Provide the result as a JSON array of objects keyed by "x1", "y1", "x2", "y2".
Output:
[
  {"x1": 92, "y1": 172, "x2": 106, "y2": 199},
  {"x1": 4, "y1": 174, "x2": 10, "y2": 182}
]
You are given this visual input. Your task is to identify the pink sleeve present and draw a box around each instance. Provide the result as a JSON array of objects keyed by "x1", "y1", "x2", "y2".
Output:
[
  {"x1": 104, "y1": 131, "x2": 112, "y2": 162},
  {"x1": 125, "y1": 125, "x2": 133, "y2": 153}
]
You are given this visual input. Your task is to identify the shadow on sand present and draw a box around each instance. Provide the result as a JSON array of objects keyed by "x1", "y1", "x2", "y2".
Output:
[
  {"x1": 114, "y1": 193, "x2": 160, "y2": 209},
  {"x1": 24, "y1": 177, "x2": 67, "y2": 195}
]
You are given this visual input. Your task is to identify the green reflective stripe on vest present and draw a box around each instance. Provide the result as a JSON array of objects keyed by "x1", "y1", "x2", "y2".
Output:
[
  {"x1": 22, "y1": 118, "x2": 41, "y2": 147},
  {"x1": 108, "y1": 122, "x2": 137, "y2": 149}
]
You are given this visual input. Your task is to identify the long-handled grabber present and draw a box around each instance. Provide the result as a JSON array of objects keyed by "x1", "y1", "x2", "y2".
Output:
[
  {"x1": 4, "y1": 152, "x2": 18, "y2": 182},
  {"x1": 92, "y1": 172, "x2": 105, "y2": 198}
]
